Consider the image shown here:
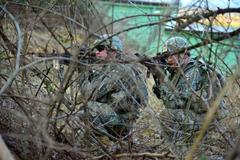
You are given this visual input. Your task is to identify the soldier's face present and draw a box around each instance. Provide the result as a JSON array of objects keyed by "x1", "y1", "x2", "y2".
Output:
[
  {"x1": 95, "y1": 45, "x2": 108, "y2": 59},
  {"x1": 167, "y1": 54, "x2": 189, "y2": 66},
  {"x1": 95, "y1": 45, "x2": 118, "y2": 60},
  {"x1": 167, "y1": 55, "x2": 178, "y2": 66}
]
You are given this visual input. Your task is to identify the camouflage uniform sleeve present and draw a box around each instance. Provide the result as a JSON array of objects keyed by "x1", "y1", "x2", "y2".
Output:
[
  {"x1": 86, "y1": 101, "x2": 122, "y2": 126},
  {"x1": 77, "y1": 67, "x2": 124, "y2": 134},
  {"x1": 79, "y1": 66, "x2": 125, "y2": 102},
  {"x1": 153, "y1": 64, "x2": 205, "y2": 110},
  {"x1": 155, "y1": 82, "x2": 186, "y2": 109}
]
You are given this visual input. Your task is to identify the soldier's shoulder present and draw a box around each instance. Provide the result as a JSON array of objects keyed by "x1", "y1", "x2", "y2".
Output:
[{"x1": 185, "y1": 58, "x2": 212, "y2": 71}]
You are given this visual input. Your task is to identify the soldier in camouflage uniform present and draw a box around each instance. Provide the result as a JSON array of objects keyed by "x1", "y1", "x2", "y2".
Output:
[
  {"x1": 152, "y1": 36, "x2": 229, "y2": 157},
  {"x1": 79, "y1": 34, "x2": 148, "y2": 140}
]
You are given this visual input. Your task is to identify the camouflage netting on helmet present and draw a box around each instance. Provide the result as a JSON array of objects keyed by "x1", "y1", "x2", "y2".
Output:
[{"x1": 166, "y1": 36, "x2": 188, "y2": 53}]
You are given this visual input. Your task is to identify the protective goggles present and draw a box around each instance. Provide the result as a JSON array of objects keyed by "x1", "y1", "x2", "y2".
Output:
[{"x1": 96, "y1": 45, "x2": 106, "y2": 52}]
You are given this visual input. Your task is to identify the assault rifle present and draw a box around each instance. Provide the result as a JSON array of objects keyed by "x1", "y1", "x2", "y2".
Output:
[
  {"x1": 58, "y1": 44, "x2": 96, "y2": 65},
  {"x1": 57, "y1": 46, "x2": 170, "y2": 85}
]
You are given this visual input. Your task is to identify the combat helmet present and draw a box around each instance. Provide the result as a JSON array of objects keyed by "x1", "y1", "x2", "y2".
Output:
[
  {"x1": 166, "y1": 36, "x2": 188, "y2": 53},
  {"x1": 94, "y1": 34, "x2": 123, "y2": 53}
]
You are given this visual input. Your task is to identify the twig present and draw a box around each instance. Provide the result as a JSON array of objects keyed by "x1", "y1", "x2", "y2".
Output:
[
  {"x1": 185, "y1": 67, "x2": 239, "y2": 160},
  {"x1": 0, "y1": 6, "x2": 23, "y2": 96},
  {"x1": 34, "y1": 67, "x2": 52, "y2": 97},
  {"x1": 92, "y1": 151, "x2": 173, "y2": 159},
  {"x1": 0, "y1": 135, "x2": 15, "y2": 160},
  {"x1": 9, "y1": 2, "x2": 100, "y2": 37},
  {"x1": 40, "y1": 17, "x2": 69, "y2": 54}
]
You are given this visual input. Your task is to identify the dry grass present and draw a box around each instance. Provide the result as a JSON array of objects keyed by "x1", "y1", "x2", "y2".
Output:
[
  {"x1": 0, "y1": 5, "x2": 240, "y2": 159},
  {"x1": 1, "y1": 28, "x2": 240, "y2": 158}
]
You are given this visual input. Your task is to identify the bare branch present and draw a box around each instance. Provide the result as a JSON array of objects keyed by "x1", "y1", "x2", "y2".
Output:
[
  {"x1": 0, "y1": 136, "x2": 15, "y2": 160},
  {"x1": 0, "y1": 6, "x2": 23, "y2": 96}
]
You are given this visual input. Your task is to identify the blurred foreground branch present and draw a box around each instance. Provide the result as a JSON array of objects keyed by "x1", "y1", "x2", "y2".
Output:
[{"x1": 0, "y1": 136, "x2": 15, "y2": 160}]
